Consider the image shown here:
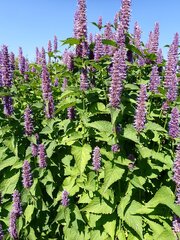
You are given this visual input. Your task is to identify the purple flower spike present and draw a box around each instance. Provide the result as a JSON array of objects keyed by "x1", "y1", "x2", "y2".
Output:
[
  {"x1": 31, "y1": 143, "x2": 38, "y2": 157},
  {"x1": 9, "y1": 52, "x2": 15, "y2": 71},
  {"x1": 0, "y1": 224, "x2": 3, "y2": 240},
  {"x1": 9, "y1": 211, "x2": 18, "y2": 239},
  {"x1": 80, "y1": 69, "x2": 89, "y2": 90},
  {"x1": 18, "y1": 47, "x2": 25, "y2": 74},
  {"x1": 94, "y1": 34, "x2": 103, "y2": 61},
  {"x1": 168, "y1": 107, "x2": 179, "y2": 139},
  {"x1": 61, "y1": 190, "x2": 69, "y2": 207},
  {"x1": 173, "y1": 216, "x2": 180, "y2": 233},
  {"x1": 114, "y1": 11, "x2": 120, "y2": 28},
  {"x1": 61, "y1": 78, "x2": 68, "y2": 91},
  {"x1": 173, "y1": 145, "x2": 180, "y2": 205},
  {"x1": 22, "y1": 160, "x2": 33, "y2": 189},
  {"x1": 54, "y1": 78, "x2": 59, "y2": 87},
  {"x1": 24, "y1": 59, "x2": 29, "y2": 81},
  {"x1": 38, "y1": 144, "x2": 47, "y2": 168},
  {"x1": 98, "y1": 16, "x2": 102, "y2": 29},
  {"x1": 134, "y1": 84, "x2": 148, "y2": 132},
  {"x1": 54, "y1": 35, "x2": 58, "y2": 52},
  {"x1": 103, "y1": 22, "x2": 113, "y2": 55},
  {"x1": 48, "y1": 40, "x2": 52, "y2": 53},
  {"x1": 41, "y1": 63, "x2": 51, "y2": 100},
  {"x1": 24, "y1": 106, "x2": 34, "y2": 136},
  {"x1": 111, "y1": 144, "x2": 120, "y2": 153},
  {"x1": 36, "y1": 47, "x2": 40, "y2": 64},
  {"x1": 116, "y1": 22, "x2": 126, "y2": 46},
  {"x1": 92, "y1": 146, "x2": 101, "y2": 171},
  {"x1": 45, "y1": 93, "x2": 54, "y2": 119},
  {"x1": 134, "y1": 22, "x2": 142, "y2": 50},
  {"x1": 109, "y1": 46, "x2": 127, "y2": 108},
  {"x1": 67, "y1": 107, "x2": 75, "y2": 120},
  {"x1": 1, "y1": 45, "x2": 12, "y2": 87},
  {"x1": 12, "y1": 190, "x2": 22, "y2": 217},
  {"x1": 3, "y1": 96, "x2": 13, "y2": 116},
  {"x1": 149, "y1": 65, "x2": 161, "y2": 93},
  {"x1": 120, "y1": 0, "x2": 131, "y2": 31}
]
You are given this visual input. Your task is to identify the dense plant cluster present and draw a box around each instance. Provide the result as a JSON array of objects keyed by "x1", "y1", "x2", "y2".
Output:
[{"x1": 0, "y1": 0, "x2": 180, "y2": 239}]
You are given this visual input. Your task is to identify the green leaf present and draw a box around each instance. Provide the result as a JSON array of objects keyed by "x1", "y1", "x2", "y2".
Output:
[
  {"x1": 24, "y1": 204, "x2": 35, "y2": 223},
  {"x1": 0, "y1": 156, "x2": 18, "y2": 171},
  {"x1": 123, "y1": 124, "x2": 139, "y2": 143},
  {"x1": 46, "y1": 140, "x2": 57, "y2": 158},
  {"x1": 82, "y1": 197, "x2": 114, "y2": 214},
  {"x1": 124, "y1": 200, "x2": 143, "y2": 239},
  {"x1": 102, "y1": 39, "x2": 118, "y2": 47},
  {"x1": 103, "y1": 217, "x2": 116, "y2": 239},
  {"x1": 157, "y1": 230, "x2": 176, "y2": 240},
  {"x1": 0, "y1": 171, "x2": 20, "y2": 194},
  {"x1": 61, "y1": 37, "x2": 80, "y2": 46},
  {"x1": 4, "y1": 136, "x2": 18, "y2": 156},
  {"x1": 145, "y1": 122, "x2": 166, "y2": 132},
  {"x1": 86, "y1": 120, "x2": 112, "y2": 133},
  {"x1": 100, "y1": 162, "x2": 125, "y2": 195},
  {"x1": 71, "y1": 144, "x2": 92, "y2": 174}
]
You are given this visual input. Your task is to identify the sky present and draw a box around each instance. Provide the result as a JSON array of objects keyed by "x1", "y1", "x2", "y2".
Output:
[{"x1": 0, "y1": 0, "x2": 179, "y2": 61}]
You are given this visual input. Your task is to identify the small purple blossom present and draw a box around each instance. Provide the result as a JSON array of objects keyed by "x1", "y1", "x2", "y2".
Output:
[
  {"x1": 38, "y1": 144, "x2": 47, "y2": 168},
  {"x1": 103, "y1": 22, "x2": 113, "y2": 55},
  {"x1": 168, "y1": 107, "x2": 179, "y2": 139},
  {"x1": 54, "y1": 35, "x2": 58, "y2": 52},
  {"x1": 111, "y1": 144, "x2": 120, "y2": 153},
  {"x1": 162, "y1": 101, "x2": 169, "y2": 113},
  {"x1": 18, "y1": 47, "x2": 25, "y2": 74},
  {"x1": 134, "y1": 84, "x2": 148, "y2": 132},
  {"x1": 61, "y1": 78, "x2": 68, "y2": 91},
  {"x1": 92, "y1": 146, "x2": 101, "y2": 171},
  {"x1": 134, "y1": 22, "x2": 142, "y2": 49},
  {"x1": 22, "y1": 160, "x2": 33, "y2": 189},
  {"x1": 173, "y1": 216, "x2": 180, "y2": 233},
  {"x1": 80, "y1": 69, "x2": 89, "y2": 90},
  {"x1": 12, "y1": 190, "x2": 22, "y2": 217},
  {"x1": 24, "y1": 59, "x2": 29, "y2": 81},
  {"x1": 54, "y1": 78, "x2": 59, "y2": 87},
  {"x1": 149, "y1": 65, "x2": 161, "y2": 93},
  {"x1": 116, "y1": 22, "x2": 126, "y2": 46},
  {"x1": 41, "y1": 63, "x2": 51, "y2": 100},
  {"x1": 1, "y1": 45, "x2": 12, "y2": 87},
  {"x1": 0, "y1": 224, "x2": 3, "y2": 240},
  {"x1": 67, "y1": 107, "x2": 75, "y2": 120},
  {"x1": 61, "y1": 190, "x2": 69, "y2": 207},
  {"x1": 109, "y1": 46, "x2": 127, "y2": 108},
  {"x1": 2, "y1": 96, "x2": 13, "y2": 116},
  {"x1": 9, "y1": 211, "x2": 18, "y2": 239},
  {"x1": 157, "y1": 48, "x2": 163, "y2": 64},
  {"x1": 31, "y1": 143, "x2": 38, "y2": 157},
  {"x1": 24, "y1": 106, "x2": 34, "y2": 136},
  {"x1": 94, "y1": 34, "x2": 104, "y2": 61},
  {"x1": 173, "y1": 145, "x2": 180, "y2": 204},
  {"x1": 120, "y1": 0, "x2": 131, "y2": 31},
  {"x1": 98, "y1": 16, "x2": 102, "y2": 29},
  {"x1": 45, "y1": 93, "x2": 54, "y2": 119}
]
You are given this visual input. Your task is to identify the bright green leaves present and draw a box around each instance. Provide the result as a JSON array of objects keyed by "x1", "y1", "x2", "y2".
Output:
[{"x1": 71, "y1": 143, "x2": 92, "y2": 174}]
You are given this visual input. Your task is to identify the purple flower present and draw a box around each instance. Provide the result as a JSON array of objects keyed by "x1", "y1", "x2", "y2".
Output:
[
  {"x1": 54, "y1": 35, "x2": 58, "y2": 52},
  {"x1": 111, "y1": 144, "x2": 120, "y2": 153},
  {"x1": 3, "y1": 96, "x2": 13, "y2": 116},
  {"x1": 173, "y1": 216, "x2": 180, "y2": 233},
  {"x1": 45, "y1": 93, "x2": 54, "y2": 119},
  {"x1": 89, "y1": 33, "x2": 93, "y2": 44},
  {"x1": 18, "y1": 47, "x2": 25, "y2": 74},
  {"x1": 80, "y1": 69, "x2": 89, "y2": 91},
  {"x1": 61, "y1": 78, "x2": 68, "y2": 91},
  {"x1": 62, "y1": 50, "x2": 74, "y2": 71},
  {"x1": 38, "y1": 144, "x2": 47, "y2": 168},
  {"x1": 109, "y1": 46, "x2": 127, "y2": 108},
  {"x1": 0, "y1": 224, "x2": 3, "y2": 240},
  {"x1": 36, "y1": 47, "x2": 40, "y2": 64},
  {"x1": 1, "y1": 45, "x2": 12, "y2": 87},
  {"x1": 24, "y1": 106, "x2": 34, "y2": 136},
  {"x1": 168, "y1": 107, "x2": 179, "y2": 139},
  {"x1": 166, "y1": 74, "x2": 178, "y2": 102},
  {"x1": 31, "y1": 143, "x2": 38, "y2": 157},
  {"x1": 61, "y1": 190, "x2": 69, "y2": 207},
  {"x1": 94, "y1": 34, "x2": 103, "y2": 61},
  {"x1": 67, "y1": 107, "x2": 75, "y2": 120},
  {"x1": 162, "y1": 101, "x2": 169, "y2": 114},
  {"x1": 116, "y1": 22, "x2": 126, "y2": 46},
  {"x1": 22, "y1": 160, "x2": 33, "y2": 188},
  {"x1": 134, "y1": 22, "x2": 141, "y2": 50},
  {"x1": 54, "y1": 78, "x2": 59, "y2": 87},
  {"x1": 74, "y1": 0, "x2": 88, "y2": 57},
  {"x1": 9, "y1": 52, "x2": 15, "y2": 71},
  {"x1": 12, "y1": 190, "x2": 22, "y2": 217},
  {"x1": 157, "y1": 48, "x2": 163, "y2": 64},
  {"x1": 151, "y1": 22, "x2": 160, "y2": 55},
  {"x1": 149, "y1": 65, "x2": 161, "y2": 93},
  {"x1": 103, "y1": 22, "x2": 113, "y2": 55},
  {"x1": 128, "y1": 154, "x2": 135, "y2": 161},
  {"x1": 98, "y1": 16, "x2": 102, "y2": 29},
  {"x1": 92, "y1": 146, "x2": 101, "y2": 171},
  {"x1": 164, "y1": 33, "x2": 179, "y2": 89},
  {"x1": 114, "y1": 11, "x2": 120, "y2": 28},
  {"x1": 120, "y1": 0, "x2": 131, "y2": 31},
  {"x1": 173, "y1": 145, "x2": 180, "y2": 204},
  {"x1": 40, "y1": 47, "x2": 46, "y2": 66},
  {"x1": 134, "y1": 84, "x2": 148, "y2": 132},
  {"x1": 9, "y1": 211, "x2": 18, "y2": 239},
  {"x1": 41, "y1": 63, "x2": 51, "y2": 100},
  {"x1": 48, "y1": 40, "x2": 52, "y2": 53}
]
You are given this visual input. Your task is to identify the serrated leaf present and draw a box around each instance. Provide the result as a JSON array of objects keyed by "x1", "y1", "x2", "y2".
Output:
[
  {"x1": 100, "y1": 162, "x2": 125, "y2": 195},
  {"x1": 145, "y1": 122, "x2": 166, "y2": 132},
  {"x1": 82, "y1": 197, "x2": 114, "y2": 214},
  {"x1": 0, "y1": 171, "x2": 20, "y2": 194},
  {"x1": 71, "y1": 144, "x2": 92, "y2": 174},
  {"x1": 61, "y1": 37, "x2": 80, "y2": 46},
  {"x1": 102, "y1": 39, "x2": 118, "y2": 47},
  {"x1": 123, "y1": 124, "x2": 139, "y2": 143},
  {"x1": 24, "y1": 204, "x2": 35, "y2": 223},
  {"x1": 0, "y1": 156, "x2": 18, "y2": 171},
  {"x1": 86, "y1": 120, "x2": 112, "y2": 133}
]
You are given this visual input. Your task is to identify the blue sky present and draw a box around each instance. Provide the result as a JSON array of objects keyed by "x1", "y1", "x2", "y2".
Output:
[{"x1": 0, "y1": 0, "x2": 179, "y2": 61}]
